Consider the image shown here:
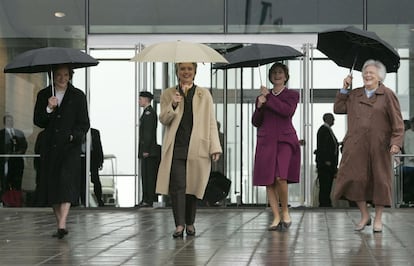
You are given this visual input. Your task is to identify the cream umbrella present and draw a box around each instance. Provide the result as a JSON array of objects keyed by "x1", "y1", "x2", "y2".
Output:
[{"x1": 130, "y1": 40, "x2": 228, "y2": 63}]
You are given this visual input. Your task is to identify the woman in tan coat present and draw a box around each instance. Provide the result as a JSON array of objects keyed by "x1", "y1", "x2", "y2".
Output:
[
  {"x1": 333, "y1": 59, "x2": 404, "y2": 233},
  {"x1": 156, "y1": 62, "x2": 222, "y2": 238}
]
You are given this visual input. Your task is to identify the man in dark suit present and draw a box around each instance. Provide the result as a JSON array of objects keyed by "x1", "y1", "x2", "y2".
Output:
[
  {"x1": 315, "y1": 113, "x2": 339, "y2": 207},
  {"x1": 80, "y1": 128, "x2": 105, "y2": 206},
  {"x1": 138, "y1": 91, "x2": 160, "y2": 207},
  {"x1": 0, "y1": 114, "x2": 28, "y2": 194}
]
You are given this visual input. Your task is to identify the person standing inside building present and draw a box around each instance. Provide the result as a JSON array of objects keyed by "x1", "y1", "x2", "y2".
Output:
[
  {"x1": 315, "y1": 113, "x2": 339, "y2": 207},
  {"x1": 0, "y1": 114, "x2": 28, "y2": 195},
  {"x1": 80, "y1": 128, "x2": 105, "y2": 207},
  {"x1": 138, "y1": 91, "x2": 160, "y2": 208},
  {"x1": 403, "y1": 117, "x2": 414, "y2": 203},
  {"x1": 34, "y1": 64, "x2": 90, "y2": 239},
  {"x1": 156, "y1": 62, "x2": 222, "y2": 238},
  {"x1": 332, "y1": 59, "x2": 404, "y2": 233},
  {"x1": 252, "y1": 62, "x2": 301, "y2": 231}
]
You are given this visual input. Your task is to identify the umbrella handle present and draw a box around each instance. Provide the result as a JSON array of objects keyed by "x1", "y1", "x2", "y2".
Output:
[
  {"x1": 258, "y1": 65, "x2": 263, "y2": 86},
  {"x1": 49, "y1": 70, "x2": 55, "y2": 97}
]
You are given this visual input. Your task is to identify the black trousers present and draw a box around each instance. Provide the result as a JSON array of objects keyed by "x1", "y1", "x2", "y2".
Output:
[
  {"x1": 140, "y1": 156, "x2": 159, "y2": 204},
  {"x1": 169, "y1": 159, "x2": 197, "y2": 227},
  {"x1": 317, "y1": 166, "x2": 335, "y2": 207},
  {"x1": 5, "y1": 158, "x2": 24, "y2": 190},
  {"x1": 80, "y1": 159, "x2": 104, "y2": 205}
]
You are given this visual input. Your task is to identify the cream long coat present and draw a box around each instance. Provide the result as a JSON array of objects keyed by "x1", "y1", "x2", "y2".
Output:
[{"x1": 155, "y1": 86, "x2": 222, "y2": 199}]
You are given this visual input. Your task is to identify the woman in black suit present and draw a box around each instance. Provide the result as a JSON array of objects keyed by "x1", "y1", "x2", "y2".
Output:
[{"x1": 34, "y1": 64, "x2": 90, "y2": 239}]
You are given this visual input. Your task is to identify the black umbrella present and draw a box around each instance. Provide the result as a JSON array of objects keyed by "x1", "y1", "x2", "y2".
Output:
[
  {"x1": 4, "y1": 46, "x2": 99, "y2": 96},
  {"x1": 213, "y1": 43, "x2": 303, "y2": 69},
  {"x1": 4, "y1": 46, "x2": 99, "y2": 73},
  {"x1": 212, "y1": 43, "x2": 303, "y2": 84},
  {"x1": 317, "y1": 26, "x2": 400, "y2": 73}
]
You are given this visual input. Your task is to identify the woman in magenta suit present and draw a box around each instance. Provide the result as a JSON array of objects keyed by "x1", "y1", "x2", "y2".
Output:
[{"x1": 252, "y1": 62, "x2": 301, "y2": 231}]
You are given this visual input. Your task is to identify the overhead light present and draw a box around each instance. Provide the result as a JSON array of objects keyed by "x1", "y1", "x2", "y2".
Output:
[{"x1": 54, "y1": 12, "x2": 66, "y2": 18}]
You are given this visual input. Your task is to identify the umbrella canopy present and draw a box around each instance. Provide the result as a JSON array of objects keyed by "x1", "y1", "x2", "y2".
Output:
[
  {"x1": 4, "y1": 46, "x2": 99, "y2": 73},
  {"x1": 212, "y1": 43, "x2": 303, "y2": 70},
  {"x1": 317, "y1": 26, "x2": 400, "y2": 73},
  {"x1": 130, "y1": 40, "x2": 228, "y2": 63}
]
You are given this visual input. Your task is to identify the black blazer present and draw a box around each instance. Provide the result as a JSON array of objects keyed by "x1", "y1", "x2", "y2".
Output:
[
  {"x1": 138, "y1": 105, "x2": 159, "y2": 158},
  {"x1": 90, "y1": 128, "x2": 104, "y2": 169},
  {"x1": 315, "y1": 124, "x2": 338, "y2": 170},
  {"x1": 0, "y1": 128, "x2": 28, "y2": 155}
]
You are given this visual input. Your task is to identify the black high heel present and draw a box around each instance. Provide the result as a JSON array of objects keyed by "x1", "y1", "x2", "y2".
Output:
[
  {"x1": 268, "y1": 221, "x2": 282, "y2": 231},
  {"x1": 186, "y1": 225, "x2": 196, "y2": 236},
  {"x1": 52, "y1": 228, "x2": 68, "y2": 239},
  {"x1": 172, "y1": 230, "x2": 184, "y2": 238},
  {"x1": 282, "y1": 221, "x2": 292, "y2": 229},
  {"x1": 354, "y1": 218, "x2": 372, "y2": 231}
]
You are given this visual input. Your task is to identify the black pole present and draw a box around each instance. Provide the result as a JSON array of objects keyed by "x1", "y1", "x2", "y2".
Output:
[
  {"x1": 363, "y1": 0, "x2": 367, "y2": 30},
  {"x1": 240, "y1": 69, "x2": 243, "y2": 205}
]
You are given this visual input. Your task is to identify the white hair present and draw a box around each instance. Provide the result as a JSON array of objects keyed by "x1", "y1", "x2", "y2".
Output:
[{"x1": 362, "y1": 59, "x2": 386, "y2": 83}]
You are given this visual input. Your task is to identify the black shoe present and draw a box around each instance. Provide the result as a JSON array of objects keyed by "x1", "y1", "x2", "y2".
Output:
[
  {"x1": 268, "y1": 222, "x2": 283, "y2": 231},
  {"x1": 172, "y1": 230, "x2": 184, "y2": 238},
  {"x1": 186, "y1": 225, "x2": 196, "y2": 236},
  {"x1": 52, "y1": 229, "x2": 68, "y2": 239},
  {"x1": 354, "y1": 218, "x2": 372, "y2": 231},
  {"x1": 98, "y1": 200, "x2": 105, "y2": 207},
  {"x1": 282, "y1": 221, "x2": 292, "y2": 229},
  {"x1": 138, "y1": 201, "x2": 151, "y2": 208}
]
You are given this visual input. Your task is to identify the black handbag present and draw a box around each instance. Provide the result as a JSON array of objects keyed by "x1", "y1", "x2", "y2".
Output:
[{"x1": 203, "y1": 171, "x2": 231, "y2": 205}]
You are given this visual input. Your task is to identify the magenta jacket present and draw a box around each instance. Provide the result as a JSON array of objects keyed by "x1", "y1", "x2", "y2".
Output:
[{"x1": 252, "y1": 88, "x2": 301, "y2": 185}]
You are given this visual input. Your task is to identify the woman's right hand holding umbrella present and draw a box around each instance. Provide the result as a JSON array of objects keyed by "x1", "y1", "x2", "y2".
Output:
[
  {"x1": 343, "y1": 75, "x2": 353, "y2": 89},
  {"x1": 48, "y1": 96, "x2": 58, "y2": 110},
  {"x1": 257, "y1": 85, "x2": 268, "y2": 108},
  {"x1": 172, "y1": 91, "x2": 182, "y2": 108}
]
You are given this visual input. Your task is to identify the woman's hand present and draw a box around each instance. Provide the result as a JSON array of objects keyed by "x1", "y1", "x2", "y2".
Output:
[
  {"x1": 48, "y1": 96, "x2": 58, "y2": 109},
  {"x1": 211, "y1": 153, "x2": 221, "y2": 162},
  {"x1": 172, "y1": 91, "x2": 182, "y2": 108},
  {"x1": 260, "y1": 86, "x2": 269, "y2": 96},
  {"x1": 257, "y1": 95, "x2": 267, "y2": 108},
  {"x1": 343, "y1": 75, "x2": 352, "y2": 89},
  {"x1": 390, "y1": 144, "x2": 400, "y2": 155}
]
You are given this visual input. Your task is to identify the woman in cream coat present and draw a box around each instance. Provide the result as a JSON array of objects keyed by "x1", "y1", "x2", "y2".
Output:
[{"x1": 156, "y1": 62, "x2": 222, "y2": 238}]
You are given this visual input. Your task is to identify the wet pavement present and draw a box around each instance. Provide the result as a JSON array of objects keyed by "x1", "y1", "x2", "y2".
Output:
[{"x1": 0, "y1": 207, "x2": 413, "y2": 265}]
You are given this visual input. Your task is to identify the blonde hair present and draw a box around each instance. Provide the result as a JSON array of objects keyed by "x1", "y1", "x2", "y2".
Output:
[{"x1": 174, "y1": 62, "x2": 197, "y2": 77}]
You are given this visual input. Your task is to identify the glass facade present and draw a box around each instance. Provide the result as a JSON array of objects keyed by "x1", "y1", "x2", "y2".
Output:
[{"x1": 0, "y1": 0, "x2": 413, "y2": 207}]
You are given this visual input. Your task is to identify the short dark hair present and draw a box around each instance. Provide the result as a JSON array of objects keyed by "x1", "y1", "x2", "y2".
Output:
[
  {"x1": 48, "y1": 64, "x2": 74, "y2": 80},
  {"x1": 139, "y1": 91, "x2": 153, "y2": 100},
  {"x1": 323, "y1": 113, "x2": 334, "y2": 122},
  {"x1": 3, "y1": 114, "x2": 13, "y2": 124},
  {"x1": 268, "y1": 62, "x2": 289, "y2": 85}
]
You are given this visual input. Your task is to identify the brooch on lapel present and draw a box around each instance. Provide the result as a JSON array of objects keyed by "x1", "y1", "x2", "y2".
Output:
[{"x1": 145, "y1": 110, "x2": 151, "y2": 115}]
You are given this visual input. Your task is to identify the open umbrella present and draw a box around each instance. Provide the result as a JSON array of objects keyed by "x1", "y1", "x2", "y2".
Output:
[
  {"x1": 213, "y1": 43, "x2": 303, "y2": 69},
  {"x1": 317, "y1": 26, "x2": 400, "y2": 73},
  {"x1": 4, "y1": 46, "x2": 99, "y2": 95},
  {"x1": 4, "y1": 46, "x2": 99, "y2": 73},
  {"x1": 212, "y1": 43, "x2": 303, "y2": 84},
  {"x1": 130, "y1": 40, "x2": 228, "y2": 63}
]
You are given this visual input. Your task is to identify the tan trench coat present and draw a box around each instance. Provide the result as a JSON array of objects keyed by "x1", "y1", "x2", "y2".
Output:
[
  {"x1": 332, "y1": 84, "x2": 404, "y2": 206},
  {"x1": 155, "y1": 86, "x2": 222, "y2": 199}
]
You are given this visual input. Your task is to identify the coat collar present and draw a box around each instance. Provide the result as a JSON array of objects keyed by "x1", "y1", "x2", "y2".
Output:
[{"x1": 355, "y1": 84, "x2": 385, "y2": 96}]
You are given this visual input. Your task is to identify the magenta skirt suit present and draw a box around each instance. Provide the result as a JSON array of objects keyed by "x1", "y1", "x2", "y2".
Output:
[{"x1": 252, "y1": 88, "x2": 301, "y2": 186}]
